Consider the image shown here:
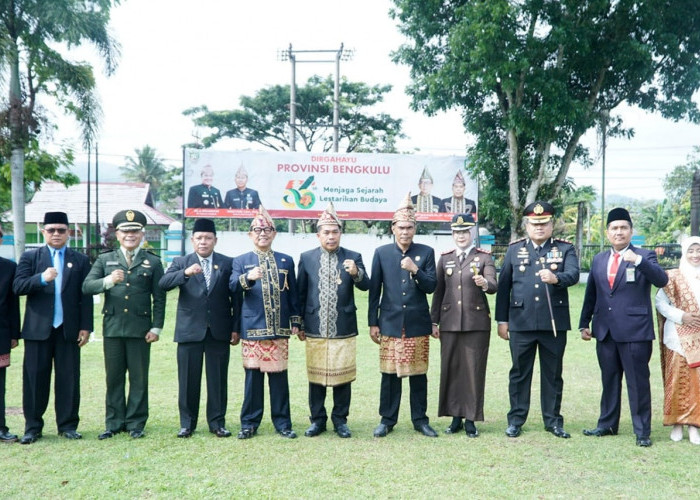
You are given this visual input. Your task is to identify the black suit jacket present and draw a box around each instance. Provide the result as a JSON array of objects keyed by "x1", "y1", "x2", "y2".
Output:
[
  {"x1": 159, "y1": 252, "x2": 238, "y2": 342},
  {"x1": 13, "y1": 246, "x2": 93, "y2": 340},
  {"x1": 368, "y1": 242, "x2": 436, "y2": 338},
  {"x1": 297, "y1": 247, "x2": 370, "y2": 338},
  {"x1": 0, "y1": 257, "x2": 20, "y2": 356},
  {"x1": 579, "y1": 245, "x2": 668, "y2": 342}
]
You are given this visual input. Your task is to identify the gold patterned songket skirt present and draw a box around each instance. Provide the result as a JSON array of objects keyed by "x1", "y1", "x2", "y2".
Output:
[{"x1": 305, "y1": 337, "x2": 356, "y2": 387}]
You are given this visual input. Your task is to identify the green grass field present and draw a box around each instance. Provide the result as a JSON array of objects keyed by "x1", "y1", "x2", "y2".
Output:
[{"x1": 3, "y1": 284, "x2": 695, "y2": 499}]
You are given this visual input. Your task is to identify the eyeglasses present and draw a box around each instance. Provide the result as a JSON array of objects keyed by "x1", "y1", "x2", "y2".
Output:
[
  {"x1": 251, "y1": 227, "x2": 274, "y2": 234},
  {"x1": 44, "y1": 227, "x2": 68, "y2": 234}
]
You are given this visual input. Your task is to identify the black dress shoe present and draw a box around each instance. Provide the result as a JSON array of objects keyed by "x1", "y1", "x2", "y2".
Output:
[
  {"x1": 464, "y1": 420, "x2": 479, "y2": 438},
  {"x1": 334, "y1": 423, "x2": 351, "y2": 438},
  {"x1": 583, "y1": 427, "x2": 616, "y2": 437},
  {"x1": 277, "y1": 428, "x2": 297, "y2": 439},
  {"x1": 19, "y1": 432, "x2": 42, "y2": 445},
  {"x1": 210, "y1": 427, "x2": 231, "y2": 438},
  {"x1": 98, "y1": 429, "x2": 122, "y2": 440},
  {"x1": 177, "y1": 428, "x2": 193, "y2": 438},
  {"x1": 373, "y1": 423, "x2": 393, "y2": 438},
  {"x1": 129, "y1": 429, "x2": 145, "y2": 439},
  {"x1": 59, "y1": 430, "x2": 82, "y2": 440},
  {"x1": 505, "y1": 424, "x2": 521, "y2": 438},
  {"x1": 545, "y1": 426, "x2": 571, "y2": 439},
  {"x1": 304, "y1": 422, "x2": 326, "y2": 437},
  {"x1": 0, "y1": 429, "x2": 18, "y2": 443},
  {"x1": 415, "y1": 423, "x2": 438, "y2": 437},
  {"x1": 237, "y1": 428, "x2": 257, "y2": 440},
  {"x1": 636, "y1": 436, "x2": 652, "y2": 447},
  {"x1": 445, "y1": 417, "x2": 464, "y2": 434}
]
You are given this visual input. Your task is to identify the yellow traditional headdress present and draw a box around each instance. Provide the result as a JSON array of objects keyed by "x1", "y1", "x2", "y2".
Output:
[
  {"x1": 250, "y1": 205, "x2": 274, "y2": 229},
  {"x1": 393, "y1": 193, "x2": 416, "y2": 224}
]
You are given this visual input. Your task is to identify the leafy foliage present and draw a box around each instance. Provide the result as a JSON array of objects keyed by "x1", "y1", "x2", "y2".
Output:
[
  {"x1": 391, "y1": 0, "x2": 700, "y2": 237},
  {"x1": 184, "y1": 75, "x2": 405, "y2": 153}
]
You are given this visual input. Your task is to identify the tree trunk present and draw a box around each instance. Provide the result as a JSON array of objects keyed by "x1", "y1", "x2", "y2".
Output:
[
  {"x1": 9, "y1": 36, "x2": 25, "y2": 259},
  {"x1": 692, "y1": 168, "x2": 700, "y2": 236},
  {"x1": 507, "y1": 129, "x2": 521, "y2": 240}
]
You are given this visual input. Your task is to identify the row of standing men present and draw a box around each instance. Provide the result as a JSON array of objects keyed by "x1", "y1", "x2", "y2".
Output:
[{"x1": 0, "y1": 197, "x2": 667, "y2": 447}]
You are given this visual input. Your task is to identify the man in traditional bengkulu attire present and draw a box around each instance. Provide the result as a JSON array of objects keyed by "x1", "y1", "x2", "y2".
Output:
[
  {"x1": 441, "y1": 170, "x2": 477, "y2": 215},
  {"x1": 410, "y1": 167, "x2": 443, "y2": 213},
  {"x1": 368, "y1": 194, "x2": 439, "y2": 438},
  {"x1": 230, "y1": 206, "x2": 301, "y2": 439},
  {"x1": 297, "y1": 203, "x2": 370, "y2": 439}
]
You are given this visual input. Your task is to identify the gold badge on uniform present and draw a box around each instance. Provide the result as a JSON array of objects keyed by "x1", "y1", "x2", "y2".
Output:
[
  {"x1": 214, "y1": 265, "x2": 219, "y2": 270},
  {"x1": 519, "y1": 265, "x2": 526, "y2": 272},
  {"x1": 446, "y1": 268, "x2": 453, "y2": 276},
  {"x1": 126, "y1": 210, "x2": 135, "y2": 221},
  {"x1": 550, "y1": 264, "x2": 558, "y2": 270}
]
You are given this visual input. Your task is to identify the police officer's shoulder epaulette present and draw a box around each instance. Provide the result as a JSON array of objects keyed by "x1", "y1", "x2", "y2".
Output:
[
  {"x1": 146, "y1": 250, "x2": 162, "y2": 259},
  {"x1": 553, "y1": 238, "x2": 573, "y2": 245},
  {"x1": 441, "y1": 248, "x2": 456, "y2": 255},
  {"x1": 99, "y1": 248, "x2": 114, "y2": 255},
  {"x1": 476, "y1": 247, "x2": 492, "y2": 255},
  {"x1": 509, "y1": 237, "x2": 526, "y2": 246}
]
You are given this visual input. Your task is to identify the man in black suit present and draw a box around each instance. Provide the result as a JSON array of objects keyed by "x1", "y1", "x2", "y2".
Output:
[
  {"x1": 495, "y1": 201, "x2": 579, "y2": 440},
  {"x1": 13, "y1": 212, "x2": 93, "y2": 444},
  {"x1": 410, "y1": 167, "x2": 443, "y2": 213},
  {"x1": 0, "y1": 225, "x2": 21, "y2": 443},
  {"x1": 297, "y1": 203, "x2": 370, "y2": 439},
  {"x1": 224, "y1": 165, "x2": 261, "y2": 209},
  {"x1": 368, "y1": 194, "x2": 438, "y2": 438},
  {"x1": 579, "y1": 207, "x2": 668, "y2": 447},
  {"x1": 159, "y1": 218, "x2": 239, "y2": 438}
]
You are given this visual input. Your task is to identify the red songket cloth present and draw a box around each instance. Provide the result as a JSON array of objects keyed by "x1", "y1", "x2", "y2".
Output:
[
  {"x1": 242, "y1": 339, "x2": 289, "y2": 373},
  {"x1": 379, "y1": 334, "x2": 429, "y2": 377}
]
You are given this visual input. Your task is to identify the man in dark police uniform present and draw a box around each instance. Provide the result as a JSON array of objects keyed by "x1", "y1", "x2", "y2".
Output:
[
  {"x1": 297, "y1": 203, "x2": 370, "y2": 439},
  {"x1": 13, "y1": 211, "x2": 92, "y2": 444},
  {"x1": 188, "y1": 164, "x2": 224, "y2": 209},
  {"x1": 159, "y1": 218, "x2": 239, "y2": 438},
  {"x1": 225, "y1": 164, "x2": 261, "y2": 209},
  {"x1": 495, "y1": 201, "x2": 579, "y2": 439},
  {"x1": 83, "y1": 209, "x2": 166, "y2": 440},
  {"x1": 369, "y1": 194, "x2": 438, "y2": 438}
]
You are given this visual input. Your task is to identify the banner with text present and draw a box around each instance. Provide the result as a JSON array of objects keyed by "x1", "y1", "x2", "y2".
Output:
[{"x1": 184, "y1": 149, "x2": 476, "y2": 221}]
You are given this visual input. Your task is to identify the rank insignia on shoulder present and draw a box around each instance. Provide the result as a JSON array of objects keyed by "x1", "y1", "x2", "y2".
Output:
[
  {"x1": 476, "y1": 248, "x2": 492, "y2": 255},
  {"x1": 510, "y1": 237, "x2": 526, "y2": 246},
  {"x1": 441, "y1": 249, "x2": 456, "y2": 255}
]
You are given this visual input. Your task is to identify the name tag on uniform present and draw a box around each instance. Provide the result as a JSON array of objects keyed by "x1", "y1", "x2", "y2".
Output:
[
  {"x1": 626, "y1": 267, "x2": 635, "y2": 283},
  {"x1": 106, "y1": 261, "x2": 119, "y2": 266}
]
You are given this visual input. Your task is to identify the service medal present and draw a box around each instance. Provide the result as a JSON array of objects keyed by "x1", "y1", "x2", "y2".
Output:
[
  {"x1": 446, "y1": 268, "x2": 453, "y2": 276},
  {"x1": 550, "y1": 264, "x2": 558, "y2": 270},
  {"x1": 519, "y1": 265, "x2": 526, "y2": 272}
]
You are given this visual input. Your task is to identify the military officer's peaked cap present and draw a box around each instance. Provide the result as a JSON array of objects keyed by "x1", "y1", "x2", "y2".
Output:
[
  {"x1": 113, "y1": 209, "x2": 147, "y2": 231},
  {"x1": 523, "y1": 201, "x2": 554, "y2": 224},
  {"x1": 450, "y1": 213, "x2": 475, "y2": 231}
]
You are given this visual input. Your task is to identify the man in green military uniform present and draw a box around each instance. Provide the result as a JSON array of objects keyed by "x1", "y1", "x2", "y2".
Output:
[{"x1": 83, "y1": 210, "x2": 166, "y2": 439}]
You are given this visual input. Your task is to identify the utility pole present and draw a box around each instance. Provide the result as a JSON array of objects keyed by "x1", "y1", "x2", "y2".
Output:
[{"x1": 278, "y1": 43, "x2": 354, "y2": 152}]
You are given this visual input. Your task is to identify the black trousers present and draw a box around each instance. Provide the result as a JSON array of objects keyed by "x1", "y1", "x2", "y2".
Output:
[
  {"x1": 177, "y1": 330, "x2": 230, "y2": 430},
  {"x1": 0, "y1": 367, "x2": 6, "y2": 431},
  {"x1": 308, "y1": 382, "x2": 351, "y2": 427},
  {"x1": 379, "y1": 373, "x2": 428, "y2": 427},
  {"x1": 595, "y1": 336, "x2": 652, "y2": 437},
  {"x1": 240, "y1": 368, "x2": 291, "y2": 432},
  {"x1": 23, "y1": 326, "x2": 80, "y2": 433},
  {"x1": 507, "y1": 330, "x2": 567, "y2": 428}
]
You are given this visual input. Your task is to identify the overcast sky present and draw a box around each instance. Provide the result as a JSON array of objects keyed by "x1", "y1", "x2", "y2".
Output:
[{"x1": 53, "y1": 0, "x2": 700, "y2": 201}]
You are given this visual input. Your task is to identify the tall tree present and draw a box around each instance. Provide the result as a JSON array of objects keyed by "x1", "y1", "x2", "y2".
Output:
[
  {"x1": 184, "y1": 74, "x2": 405, "y2": 153},
  {"x1": 120, "y1": 145, "x2": 171, "y2": 204},
  {"x1": 0, "y1": 0, "x2": 120, "y2": 257},
  {"x1": 391, "y1": 0, "x2": 700, "y2": 238}
]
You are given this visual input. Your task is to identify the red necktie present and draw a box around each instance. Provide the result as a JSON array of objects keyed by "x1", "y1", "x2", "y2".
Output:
[{"x1": 608, "y1": 252, "x2": 620, "y2": 288}]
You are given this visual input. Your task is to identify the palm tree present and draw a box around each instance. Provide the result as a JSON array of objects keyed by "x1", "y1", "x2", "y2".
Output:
[
  {"x1": 120, "y1": 145, "x2": 169, "y2": 204},
  {"x1": 1, "y1": 0, "x2": 120, "y2": 256}
]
